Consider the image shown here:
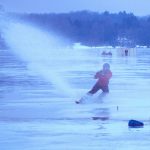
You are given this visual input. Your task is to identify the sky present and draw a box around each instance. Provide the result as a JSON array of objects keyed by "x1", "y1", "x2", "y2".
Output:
[{"x1": 0, "y1": 0, "x2": 150, "y2": 16}]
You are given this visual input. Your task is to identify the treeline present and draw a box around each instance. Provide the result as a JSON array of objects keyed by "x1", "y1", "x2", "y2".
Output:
[{"x1": 4, "y1": 11, "x2": 150, "y2": 47}]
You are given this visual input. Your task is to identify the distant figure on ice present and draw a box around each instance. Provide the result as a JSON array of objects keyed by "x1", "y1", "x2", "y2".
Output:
[
  {"x1": 76, "y1": 63, "x2": 112, "y2": 104},
  {"x1": 101, "y1": 51, "x2": 107, "y2": 55},
  {"x1": 101, "y1": 51, "x2": 112, "y2": 56},
  {"x1": 107, "y1": 51, "x2": 112, "y2": 56},
  {"x1": 125, "y1": 49, "x2": 128, "y2": 56}
]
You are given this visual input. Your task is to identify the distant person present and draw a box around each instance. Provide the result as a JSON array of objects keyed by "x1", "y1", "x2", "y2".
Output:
[
  {"x1": 125, "y1": 49, "x2": 128, "y2": 56},
  {"x1": 76, "y1": 63, "x2": 112, "y2": 104},
  {"x1": 101, "y1": 51, "x2": 107, "y2": 55},
  {"x1": 101, "y1": 51, "x2": 112, "y2": 56},
  {"x1": 108, "y1": 51, "x2": 112, "y2": 56}
]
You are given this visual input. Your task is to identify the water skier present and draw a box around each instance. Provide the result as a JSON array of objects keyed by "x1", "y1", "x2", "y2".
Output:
[{"x1": 76, "y1": 63, "x2": 112, "y2": 104}]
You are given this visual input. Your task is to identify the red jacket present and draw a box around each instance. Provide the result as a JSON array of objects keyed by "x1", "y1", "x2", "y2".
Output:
[{"x1": 94, "y1": 70, "x2": 112, "y2": 86}]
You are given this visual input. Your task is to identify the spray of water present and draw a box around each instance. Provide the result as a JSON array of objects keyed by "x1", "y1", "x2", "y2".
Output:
[{"x1": 2, "y1": 17, "x2": 87, "y2": 97}]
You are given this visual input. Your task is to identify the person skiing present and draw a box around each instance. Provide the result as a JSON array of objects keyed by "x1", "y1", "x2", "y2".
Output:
[{"x1": 76, "y1": 63, "x2": 112, "y2": 104}]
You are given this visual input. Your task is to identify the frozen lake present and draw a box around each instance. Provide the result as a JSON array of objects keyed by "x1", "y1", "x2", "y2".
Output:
[{"x1": 0, "y1": 45, "x2": 150, "y2": 150}]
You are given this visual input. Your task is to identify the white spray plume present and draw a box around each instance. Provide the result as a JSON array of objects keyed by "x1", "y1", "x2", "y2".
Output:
[{"x1": 2, "y1": 19, "x2": 80, "y2": 97}]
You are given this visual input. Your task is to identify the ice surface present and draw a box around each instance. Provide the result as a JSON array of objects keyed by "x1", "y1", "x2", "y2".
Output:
[{"x1": 1, "y1": 19, "x2": 150, "y2": 149}]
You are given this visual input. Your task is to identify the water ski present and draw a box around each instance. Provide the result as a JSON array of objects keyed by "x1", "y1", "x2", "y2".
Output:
[
  {"x1": 75, "y1": 94, "x2": 91, "y2": 104},
  {"x1": 75, "y1": 92, "x2": 107, "y2": 104},
  {"x1": 75, "y1": 101, "x2": 80, "y2": 104},
  {"x1": 75, "y1": 97, "x2": 84, "y2": 104}
]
